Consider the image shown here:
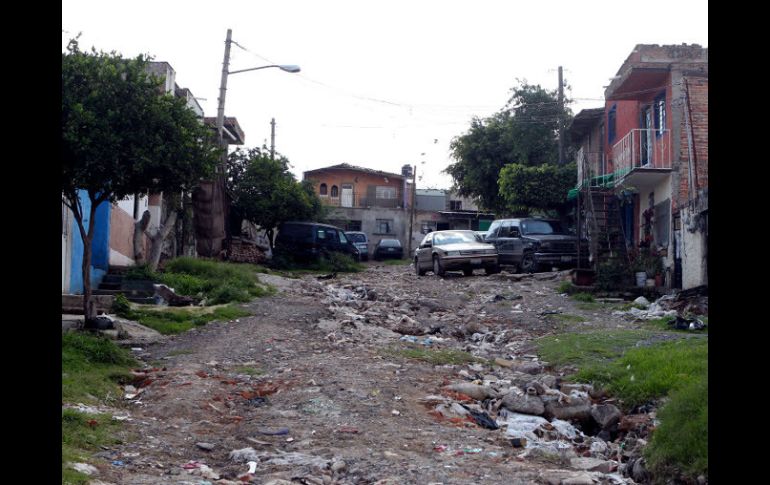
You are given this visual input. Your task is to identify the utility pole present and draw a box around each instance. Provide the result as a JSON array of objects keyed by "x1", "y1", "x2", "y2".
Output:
[
  {"x1": 216, "y1": 29, "x2": 233, "y2": 172},
  {"x1": 270, "y1": 117, "x2": 276, "y2": 160},
  {"x1": 407, "y1": 165, "x2": 417, "y2": 257},
  {"x1": 558, "y1": 65, "x2": 565, "y2": 165}
]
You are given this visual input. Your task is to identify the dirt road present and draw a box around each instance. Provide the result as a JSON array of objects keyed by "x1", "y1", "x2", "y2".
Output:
[{"x1": 97, "y1": 263, "x2": 641, "y2": 484}]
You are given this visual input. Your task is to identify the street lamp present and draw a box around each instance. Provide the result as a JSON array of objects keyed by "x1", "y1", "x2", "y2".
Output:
[
  {"x1": 196, "y1": 28, "x2": 300, "y2": 258},
  {"x1": 215, "y1": 28, "x2": 300, "y2": 169}
]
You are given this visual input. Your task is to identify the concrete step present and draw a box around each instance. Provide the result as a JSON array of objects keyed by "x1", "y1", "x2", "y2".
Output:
[
  {"x1": 62, "y1": 294, "x2": 114, "y2": 315},
  {"x1": 93, "y1": 289, "x2": 154, "y2": 297},
  {"x1": 98, "y1": 282, "x2": 122, "y2": 290}
]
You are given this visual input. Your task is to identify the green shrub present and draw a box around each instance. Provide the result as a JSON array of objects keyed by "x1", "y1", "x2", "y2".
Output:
[
  {"x1": 111, "y1": 293, "x2": 131, "y2": 318},
  {"x1": 123, "y1": 264, "x2": 158, "y2": 280},
  {"x1": 571, "y1": 292, "x2": 595, "y2": 302},
  {"x1": 62, "y1": 332, "x2": 134, "y2": 366},
  {"x1": 557, "y1": 281, "x2": 575, "y2": 294},
  {"x1": 596, "y1": 259, "x2": 631, "y2": 291}
]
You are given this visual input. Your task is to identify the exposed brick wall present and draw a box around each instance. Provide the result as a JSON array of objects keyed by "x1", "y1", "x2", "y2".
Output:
[
  {"x1": 675, "y1": 75, "x2": 708, "y2": 209},
  {"x1": 304, "y1": 168, "x2": 406, "y2": 207}
]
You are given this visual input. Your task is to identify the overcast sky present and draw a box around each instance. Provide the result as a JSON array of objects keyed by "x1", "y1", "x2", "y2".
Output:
[{"x1": 62, "y1": 0, "x2": 707, "y2": 189}]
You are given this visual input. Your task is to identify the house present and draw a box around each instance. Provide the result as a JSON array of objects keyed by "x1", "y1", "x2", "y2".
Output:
[
  {"x1": 411, "y1": 189, "x2": 495, "y2": 251},
  {"x1": 303, "y1": 163, "x2": 411, "y2": 249},
  {"x1": 569, "y1": 44, "x2": 707, "y2": 290},
  {"x1": 62, "y1": 61, "x2": 218, "y2": 294}
]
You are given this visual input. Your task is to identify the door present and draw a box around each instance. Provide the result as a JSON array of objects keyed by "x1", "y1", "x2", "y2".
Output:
[
  {"x1": 495, "y1": 221, "x2": 520, "y2": 264},
  {"x1": 417, "y1": 233, "x2": 432, "y2": 268},
  {"x1": 341, "y1": 184, "x2": 353, "y2": 207}
]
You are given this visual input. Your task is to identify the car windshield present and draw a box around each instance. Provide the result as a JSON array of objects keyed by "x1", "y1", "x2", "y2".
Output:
[
  {"x1": 433, "y1": 231, "x2": 479, "y2": 245},
  {"x1": 346, "y1": 233, "x2": 366, "y2": 243},
  {"x1": 521, "y1": 220, "x2": 563, "y2": 235},
  {"x1": 379, "y1": 239, "x2": 401, "y2": 247}
]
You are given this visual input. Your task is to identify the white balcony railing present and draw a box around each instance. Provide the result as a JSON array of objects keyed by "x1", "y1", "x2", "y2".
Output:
[{"x1": 612, "y1": 129, "x2": 671, "y2": 180}]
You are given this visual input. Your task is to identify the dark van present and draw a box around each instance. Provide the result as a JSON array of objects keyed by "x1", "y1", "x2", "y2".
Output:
[{"x1": 274, "y1": 221, "x2": 361, "y2": 262}]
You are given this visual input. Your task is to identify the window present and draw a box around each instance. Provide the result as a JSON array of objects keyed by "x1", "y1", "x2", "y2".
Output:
[
  {"x1": 375, "y1": 219, "x2": 393, "y2": 234},
  {"x1": 654, "y1": 93, "x2": 666, "y2": 136},
  {"x1": 331, "y1": 185, "x2": 339, "y2": 197},
  {"x1": 449, "y1": 200, "x2": 462, "y2": 211},
  {"x1": 319, "y1": 183, "x2": 328, "y2": 196},
  {"x1": 376, "y1": 186, "x2": 396, "y2": 199},
  {"x1": 608, "y1": 105, "x2": 617, "y2": 143},
  {"x1": 421, "y1": 221, "x2": 437, "y2": 234},
  {"x1": 346, "y1": 220, "x2": 362, "y2": 232}
]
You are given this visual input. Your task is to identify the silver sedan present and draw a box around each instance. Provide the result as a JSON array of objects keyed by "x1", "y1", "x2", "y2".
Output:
[{"x1": 414, "y1": 230, "x2": 500, "y2": 276}]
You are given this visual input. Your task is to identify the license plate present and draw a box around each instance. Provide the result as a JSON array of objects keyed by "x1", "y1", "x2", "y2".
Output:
[
  {"x1": 470, "y1": 258, "x2": 481, "y2": 264},
  {"x1": 561, "y1": 256, "x2": 573, "y2": 262},
  {"x1": 388, "y1": 248, "x2": 395, "y2": 252}
]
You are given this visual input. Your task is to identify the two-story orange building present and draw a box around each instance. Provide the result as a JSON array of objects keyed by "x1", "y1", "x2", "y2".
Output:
[{"x1": 303, "y1": 164, "x2": 412, "y2": 249}]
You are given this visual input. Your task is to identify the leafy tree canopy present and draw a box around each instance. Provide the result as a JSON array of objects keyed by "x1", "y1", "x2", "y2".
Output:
[
  {"x1": 444, "y1": 81, "x2": 575, "y2": 214},
  {"x1": 61, "y1": 38, "x2": 220, "y2": 207},
  {"x1": 226, "y1": 147, "x2": 324, "y2": 243},
  {"x1": 498, "y1": 162, "x2": 577, "y2": 217}
]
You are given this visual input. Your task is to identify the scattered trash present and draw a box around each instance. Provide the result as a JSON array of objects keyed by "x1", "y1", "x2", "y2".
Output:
[
  {"x1": 668, "y1": 315, "x2": 706, "y2": 331},
  {"x1": 391, "y1": 409, "x2": 401, "y2": 416},
  {"x1": 510, "y1": 437, "x2": 527, "y2": 448},
  {"x1": 196, "y1": 442, "x2": 215, "y2": 451},
  {"x1": 71, "y1": 463, "x2": 99, "y2": 475},
  {"x1": 247, "y1": 461, "x2": 257, "y2": 473},
  {"x1": 462, "y1": 406, "x2": 499, "y2": 430},
  {"x1": 257, "y1": 427, "x2": 290, "y2": 436},
  {"x1": 182, "y1": 461, "x2": 203, "y2": 469},
  {"x1": 111, "y1": 460, "x2": 125, "y2": 467},
  {"x1": 399, "y1": 335, "x2": 436, "y2": 345},
  {"x1": 246, "y1": 396, "x2": 269, "y2": 407},
  {"x1": 632, "y1": 296, "x2": 650, "y2": 308}
]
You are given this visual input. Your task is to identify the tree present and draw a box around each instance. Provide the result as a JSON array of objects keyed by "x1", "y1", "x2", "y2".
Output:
[
  {"x1": 444, "y1": 81, "x2": 574, "y2": 214},
  {"x1": 226, "y1": 147, "x2": 324, "y2": 248},
  {"x1": 498, "y1": 162, "x2": 577, "y2": 218},
  {"x1": 62, "y1": 38, "x2": 220, "y2": 321}
]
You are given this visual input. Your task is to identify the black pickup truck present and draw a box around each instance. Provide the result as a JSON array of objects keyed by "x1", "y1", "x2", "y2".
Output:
[{"x1": 482, "y1": 218, "x2": 589, "y2": 273}]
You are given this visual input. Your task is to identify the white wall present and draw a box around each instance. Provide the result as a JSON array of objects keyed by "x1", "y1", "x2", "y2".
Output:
[{"x1": 680, "y1": 206, "x2": 707, "y2": 289}]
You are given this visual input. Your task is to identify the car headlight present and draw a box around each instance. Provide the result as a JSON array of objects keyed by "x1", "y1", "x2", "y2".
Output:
[
  {"x1": 540, "y1": 242, "x2": 552, "y2": 249},
  {"x1": 445, "y1": 251, "x2": 459, "y2": 256}
]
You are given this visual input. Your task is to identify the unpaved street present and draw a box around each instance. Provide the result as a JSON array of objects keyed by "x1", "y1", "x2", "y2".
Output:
[{"x1": 96, "y1": 263, "x2": 657, "y2": 485}]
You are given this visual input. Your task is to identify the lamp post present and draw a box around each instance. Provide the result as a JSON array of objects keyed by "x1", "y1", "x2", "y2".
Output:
[
  {"x1": 215, "y1": 28, "x2": 300, "y2": 171},
  {"x1": 196, "y1": 28, "x2": 300, "y2": 257}
]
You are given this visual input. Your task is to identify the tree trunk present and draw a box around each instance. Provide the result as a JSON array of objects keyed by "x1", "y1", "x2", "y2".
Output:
[
  {"x1": 148, "y1": 209, "x2": 178, "y2": 271},
  {"x1": 70, "y1": 196, "x2": 99, "y2": 321},
  {"x1": 133, "y1": 210, "x2": 151, "y2": 265}
]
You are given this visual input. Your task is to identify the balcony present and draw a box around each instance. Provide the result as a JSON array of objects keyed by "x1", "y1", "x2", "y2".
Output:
[
  {"x1": 320, "y1": 190, "x2": 404, "y2": 209},
  {"x1": 612, "y1": 129, "x2": 672, "y2": 187}
]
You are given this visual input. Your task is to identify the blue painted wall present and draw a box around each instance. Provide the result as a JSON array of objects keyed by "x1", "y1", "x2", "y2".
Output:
[{"x1": 69, "y1": 190, "x2": 111, "y2": 294}]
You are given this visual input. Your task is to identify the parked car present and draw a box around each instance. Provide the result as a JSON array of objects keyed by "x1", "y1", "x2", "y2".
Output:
[
  {"x1": 414, "y1": 230, "x2": 499, "y2": 277},
  {"x1": 474, "y1": 231, "x2": 487, "y2": 241},
  {"x1": 483, "y1": 218, "x2": 588, "y2": 273},
  {"x1": 345, "y1": 231, "x2": 369, "y2": 261},
  {"x1": 275, "y1": 221, "x2": 361, "y2": 262},
  {"x1": 373, "y1": 238, "x2": 403, "y2": 260}
]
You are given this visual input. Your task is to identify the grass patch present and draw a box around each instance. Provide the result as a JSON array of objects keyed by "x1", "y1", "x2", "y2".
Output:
[
  {"x1": 645, "y1": 373, "x2": 708, "y2": 480},
  {"x1": 575, "y1": 337, "x2": 708, "y2": 409},
  {"x1": 643, "y1": 316, "x2": 708, "y2": 334},
  {"x1": 271, "y1": 252, "x2": 363, "y2": 273},
  {"x1": 62, "y1": 409, "x2": 124, "y2": 484},
  {"x1": 576, "y1": 301, "x2": 605, "y2": 311},
  {"x1": 381, "y1": 258, "x2": 410, "y2": 265},
  {"x1": 62, "y1": 333, "x2": 136, "y2": 483},
  {"x1": 537, "y1": 330, "x2": 655, "y2": 369},
  {"x1": 233, "y1": 366, "x2": 262, "y2": 376},
  {"x1": 571, "y1": 292, "x2": 595, "y2": 302},
  {"x1": 557, "y1": 281, "x2": 575, "y2": 294},
  {"x1": 549, "y1": 313, "x2": 587, "y2": 323},
  {"x1": 62, "y1": 332, "x2": 137, "y2": 404},
  {"x1": 159, "y1": 257, "x2": 275, "y2": 304},
  {"x1": 125, "y1": 304, "x2": 251, "y2": 335},
  {"x1": 384, "y1": 346, "x2": 484, "y2": 366}
]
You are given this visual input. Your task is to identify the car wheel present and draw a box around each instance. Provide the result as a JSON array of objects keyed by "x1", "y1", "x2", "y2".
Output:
[
  {"x1": 415, "y1": 259, "x2": 426, "y2": 276},
  {"x1": 520, "y1": 253, "x2": 537, "y2": 273},
  {"x1": 485, "y1": 264, "x2": 501, "y2": 275},
  {"x1": 432, "y1": 255, "x2": 445, "y2": 277},
  {"x1": 463, "y1": 268, "x2": 474, "y2": 277}
]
